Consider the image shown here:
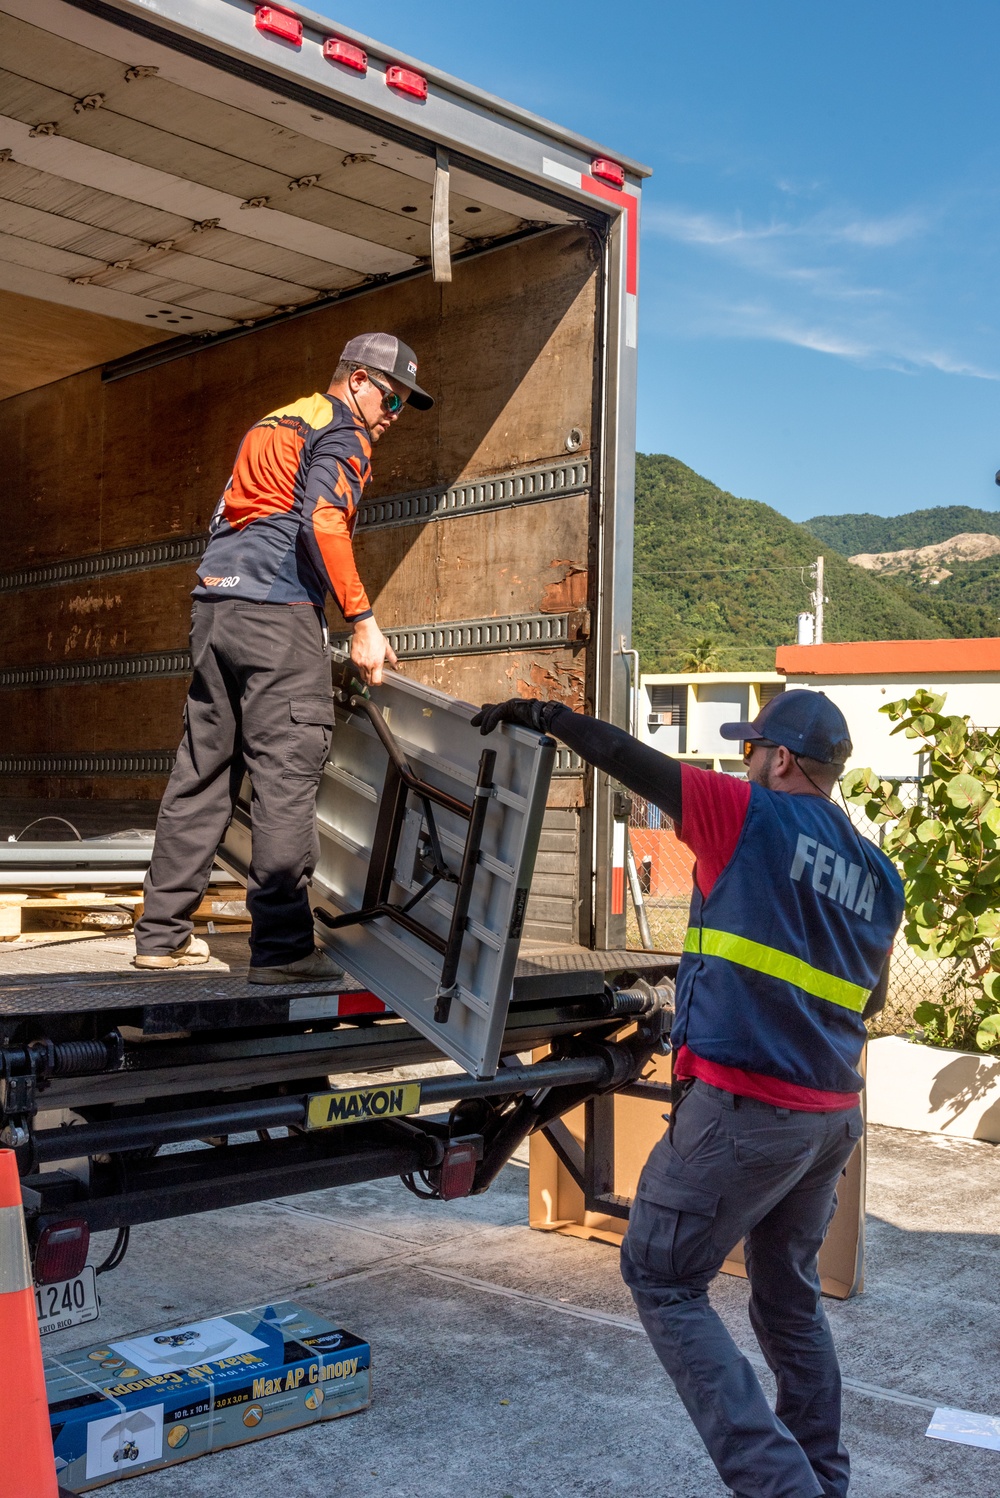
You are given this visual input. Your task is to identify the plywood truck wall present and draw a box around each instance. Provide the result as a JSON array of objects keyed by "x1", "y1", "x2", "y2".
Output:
[{"x1": 0, "y1": 226, "x2": 598, "y2": 941}]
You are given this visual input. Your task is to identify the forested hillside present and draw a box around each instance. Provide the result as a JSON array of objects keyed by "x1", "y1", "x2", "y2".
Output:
[
  {"x1": 805, "y1": 506, "x2": 1000, "y2": 555},
  {"x1": 632, "y1": 455, "x2": 965, "y2": 672}
]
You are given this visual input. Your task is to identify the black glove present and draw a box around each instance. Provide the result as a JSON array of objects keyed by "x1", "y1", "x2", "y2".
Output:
[{"x1": 471, "y1": 698, "x2": 555, "y2": 736}]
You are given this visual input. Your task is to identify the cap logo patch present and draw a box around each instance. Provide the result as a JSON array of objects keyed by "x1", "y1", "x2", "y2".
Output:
[{"x1": 407, "y1": 360, "x2": 417, "y2": 375}]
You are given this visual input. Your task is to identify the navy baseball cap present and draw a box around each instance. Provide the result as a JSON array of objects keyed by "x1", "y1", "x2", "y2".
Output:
[{"x1": 719, "y1": 689, "x2": 853, "y2": 766}]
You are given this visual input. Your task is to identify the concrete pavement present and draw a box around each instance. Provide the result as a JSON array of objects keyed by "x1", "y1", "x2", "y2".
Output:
[{"x1": 42, "y1": 1122, "x2": 1000, "y2": 1498}]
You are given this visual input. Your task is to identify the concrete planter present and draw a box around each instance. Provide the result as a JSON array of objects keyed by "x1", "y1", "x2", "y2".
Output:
[{"x1": 867, "y1": 1035, "x2": 1000, "y2": 1142}]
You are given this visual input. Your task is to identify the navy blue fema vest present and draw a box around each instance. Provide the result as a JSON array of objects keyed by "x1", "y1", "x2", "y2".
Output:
[{"x1": 673, "y1": 784, "x2": 904, "y2": 1094}]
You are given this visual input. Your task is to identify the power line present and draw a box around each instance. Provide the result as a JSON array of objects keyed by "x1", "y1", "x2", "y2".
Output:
[{"x1": 632, "y1": 564, "x2": 820, "y2": 576}]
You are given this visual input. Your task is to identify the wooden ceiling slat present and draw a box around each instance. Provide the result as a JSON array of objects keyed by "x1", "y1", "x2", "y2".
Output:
[
  {"x1": 0, "y1": 13, "x2": 137, "y2": 99},
  {"x1": 171, "y1": 228, "x2": 363, "y2": 292},
  {"x1": 0, "y1": 196, "x2": 141, "y2": 261},
  {"x1": 0, "y1": 167, "x2": 368, "y2": 296},
  {"x1": 0, "y1": 225, "x2": 303, "y2": 317},
  {"x1": 56, "y1": 108, "x2": 455, "y2": 258},
  {"x1": 331, "y1": 157, "x2": 525, "y2": 242},
  {"x1": 123, "y1": 245, "x2": 315, "y2": 304},
  {"x1": 0, "y1": 230, "x2": 99, "y2": 278},
  {"x1": 0, "y1": 160, "x2": 192, "y2": 241},
  {"x1": 156, "y1": 286, "x2": 277, "y2": 321},
  {"x1": 85, "y1": 264, "x2": 272, "y2": 322},
  {"x1": 0, "y1": 68, "x2": 66, "y2": 123}
]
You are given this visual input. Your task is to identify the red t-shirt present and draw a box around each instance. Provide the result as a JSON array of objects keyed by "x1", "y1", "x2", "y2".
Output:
[{"x1": 672, "y1": 764, "x2": 858, "y2": 1113}]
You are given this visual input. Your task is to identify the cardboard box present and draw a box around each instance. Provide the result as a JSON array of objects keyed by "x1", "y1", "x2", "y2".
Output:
[
  {"x1": 46, "y1": 1302, "x2": 370, "y2": 1491},
  {"x1": 529, "y1": 1042, "x2": 866, "y2": 1299}
]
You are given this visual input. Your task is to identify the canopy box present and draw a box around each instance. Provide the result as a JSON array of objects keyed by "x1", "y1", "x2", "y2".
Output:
[{"x1": 46, "y1": 1301, "x2": 370, "y2": 1490}]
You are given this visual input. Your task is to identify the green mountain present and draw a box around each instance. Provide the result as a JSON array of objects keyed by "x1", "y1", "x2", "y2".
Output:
[
  {"x1": 804, "y1": 506, "x2": 1000, "y2": 555},
  {"x1": 632, "y1": 455, "x2": 963, "y2": 672}
]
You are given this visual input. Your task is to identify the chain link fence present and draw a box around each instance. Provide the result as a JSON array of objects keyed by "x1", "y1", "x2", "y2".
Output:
[{"x1": 624, "y1": 779, "x2": 945, "y2": 1038}]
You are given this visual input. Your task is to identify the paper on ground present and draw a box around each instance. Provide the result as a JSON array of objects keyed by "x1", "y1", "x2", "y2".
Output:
[{"x1": 926, "y1": 1406, "x2": 1000, "y2": 1452}]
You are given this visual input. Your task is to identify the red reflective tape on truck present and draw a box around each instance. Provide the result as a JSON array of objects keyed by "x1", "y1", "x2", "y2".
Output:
[
  {"x1": 337, "y1": 991, "x2": 387, "y2": 1017},
  {"x1": 254, "y1": 7, "x2": 302, "y2": 45},
  {"x1": 581, "y1": 174, "x2": 638, "y2": 296},
  {"x1": 611, "y1": 820, "x2": 626, "y2": 916}
]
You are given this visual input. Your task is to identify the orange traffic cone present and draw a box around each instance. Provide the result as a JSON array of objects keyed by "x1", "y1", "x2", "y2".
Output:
[{"x1": 0, "y1": 1148, "x2": 58, "y2": 1498}]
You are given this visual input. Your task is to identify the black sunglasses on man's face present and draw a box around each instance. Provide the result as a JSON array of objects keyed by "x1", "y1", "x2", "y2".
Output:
[
  {"x1": 743, "y1": 738, "x2": 777, "y2": 762},
  {"x1": 365, "y1": 371, "x2": 405, "y2": 415}
]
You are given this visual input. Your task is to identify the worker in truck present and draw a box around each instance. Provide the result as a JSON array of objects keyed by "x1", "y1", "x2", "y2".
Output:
[
  {"x1": 473, "y1": 689, "x2": 903, "y2": 1498},
  {"x1": 134, "y1": 333, "x2": 433, "y2": 981}
]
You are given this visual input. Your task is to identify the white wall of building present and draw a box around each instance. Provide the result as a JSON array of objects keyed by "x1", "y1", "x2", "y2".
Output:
[{"x1": 780, "y1": 675, "x2": 1000, "y2": 777}]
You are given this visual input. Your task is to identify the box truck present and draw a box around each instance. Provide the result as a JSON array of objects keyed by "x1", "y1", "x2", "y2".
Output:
[{"x1": 0, "y1": 0, "x2": 694, "y2": 1310}]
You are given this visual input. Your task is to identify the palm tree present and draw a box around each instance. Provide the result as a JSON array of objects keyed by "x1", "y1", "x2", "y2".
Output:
[{"x1": 681, "y1": 636, "x2": 721, "y2": 673}]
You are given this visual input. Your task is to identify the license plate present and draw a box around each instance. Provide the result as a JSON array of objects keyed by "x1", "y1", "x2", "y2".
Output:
[
  {"x1": 35, "y1": 1265, "x2": 100, "y2": 1336},
  {"x1": 306, "y1": 1081, "x2": 421, "y2": 1129}
]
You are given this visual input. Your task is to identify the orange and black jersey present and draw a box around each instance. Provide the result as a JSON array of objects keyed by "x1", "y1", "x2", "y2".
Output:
[{"x1": 194, "y1": 393, "x2": 373, "y2": 618}]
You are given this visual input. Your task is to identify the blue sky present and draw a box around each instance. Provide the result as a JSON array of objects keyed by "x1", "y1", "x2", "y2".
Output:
[{"x1": 321, "y1": 1, "x2": 1000, "y2": 523}]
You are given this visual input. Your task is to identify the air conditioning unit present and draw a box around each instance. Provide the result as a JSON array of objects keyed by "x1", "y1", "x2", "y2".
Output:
[{"x1": 647, "y1": 712, "x2": 672, "y2": 727}]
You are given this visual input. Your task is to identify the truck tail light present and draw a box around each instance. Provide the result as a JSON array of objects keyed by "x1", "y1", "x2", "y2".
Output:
[
  {"x1": 34, "y1": 1219, "x2": 90, "y2": 1284},
  {"x1": 437, "y1": 1138, "x2": 480, "y2": 1201},
  {"x1": 323, "y1": 37, "x2": 367, "y2": 73},
  {"x1": 254, "y1": 7, "x2": 302, "y2": 46},
  {"x1": 386, "y1": 65, "x2": 428, "y2": 101},
  {"x1": 591, "y1": 157, "x2": 626, "y2": 188}
]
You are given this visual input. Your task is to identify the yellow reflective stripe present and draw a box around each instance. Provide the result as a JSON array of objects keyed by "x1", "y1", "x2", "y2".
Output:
[{"x1": 683, "y1": 927, "x2": 869, "y2": 1013}]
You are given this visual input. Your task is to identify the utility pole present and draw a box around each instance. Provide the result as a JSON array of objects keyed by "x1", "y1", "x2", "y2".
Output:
[{"x1": 812, "y1": 555, "x2": 825, "y2": 644}]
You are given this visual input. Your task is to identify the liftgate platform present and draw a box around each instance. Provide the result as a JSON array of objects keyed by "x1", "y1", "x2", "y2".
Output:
[{"x1": 220, "y1": 666, "x2": 555, "y2": 1079}]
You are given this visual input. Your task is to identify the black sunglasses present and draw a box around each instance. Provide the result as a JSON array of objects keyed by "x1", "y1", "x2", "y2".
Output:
[
  {"x1": 361, "y1": 369, "x2": 405, "y2": 415},
  {"x1": 743, "y1": 737, "x2": 777, "y2": 760}
]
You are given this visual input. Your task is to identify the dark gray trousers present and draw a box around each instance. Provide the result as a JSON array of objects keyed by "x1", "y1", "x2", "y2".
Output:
[
  {"x1": 134, "y1": 600, "x2": 334, "y2": 967},
  {"x1": 620, "y1": 1080, "x2": 863, "y2": 1498}
]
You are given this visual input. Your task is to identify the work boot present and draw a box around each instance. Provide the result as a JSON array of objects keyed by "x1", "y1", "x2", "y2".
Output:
[
  {"x1": 133, "y1": 935, "x2": 211, "y2": 969},
  {"x1": 247, "y1": 948, "x2": 345, "y2": 985}
]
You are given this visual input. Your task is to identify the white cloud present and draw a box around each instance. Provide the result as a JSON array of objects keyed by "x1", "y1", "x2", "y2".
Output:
[
  {"x1": 646, "y1": 204, "x2": 925, "y2": 253},
  {"x1": 830, "y1": 213, "x2": 924, "y2": 247},
  {"x1": 693, "y1": 301, "x2": 999, "y2": 381},
  {"x1": 644, "y1": 195, "x2": 994, "y2": 379}
]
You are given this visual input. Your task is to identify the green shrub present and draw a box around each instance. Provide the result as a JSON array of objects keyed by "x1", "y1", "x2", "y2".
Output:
[{"x1": 843, "y1": 690, "x2": 1000, "y2": 1054}]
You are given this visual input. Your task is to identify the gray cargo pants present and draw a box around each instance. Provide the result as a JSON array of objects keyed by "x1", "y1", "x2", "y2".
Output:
[
  {"x1": 134, "y1": 599, "x2": 334, "y2": 968},
  {"x1": 620, "y1": 1079, "x2": 863, "y2": 1498}
]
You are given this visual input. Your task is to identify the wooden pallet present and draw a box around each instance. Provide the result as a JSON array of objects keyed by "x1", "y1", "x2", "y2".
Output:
[{"x1": 0, "y1": 887, "x2": 248, "y2": 940}]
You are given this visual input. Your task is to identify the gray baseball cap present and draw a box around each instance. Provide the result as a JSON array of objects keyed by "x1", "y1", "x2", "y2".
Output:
[{"x1": 340, "y1": 332, "x2": 434, "y2": 410}]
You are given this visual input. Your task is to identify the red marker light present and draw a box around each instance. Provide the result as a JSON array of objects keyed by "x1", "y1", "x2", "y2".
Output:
[
  {"x1": 323, "y1": 37, "x2": 367, "y2": 72},
  {"x1": 385, "y1": 64, "x2": 428, "y2": 101},
  {"x1": 254, "y1": 7, "x2": 302, "y2": 45},
  {"x1": 591, "y1": 157, "x2": 626, "y2": 189}
]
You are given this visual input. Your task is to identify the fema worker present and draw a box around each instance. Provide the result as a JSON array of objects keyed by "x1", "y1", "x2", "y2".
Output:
[
  {"x1": 474, "y1": 689, "x2": 903, "y2": 1498},
  {"x1": 134, "y1": 334, "x2": 433, "y2": 981}
]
